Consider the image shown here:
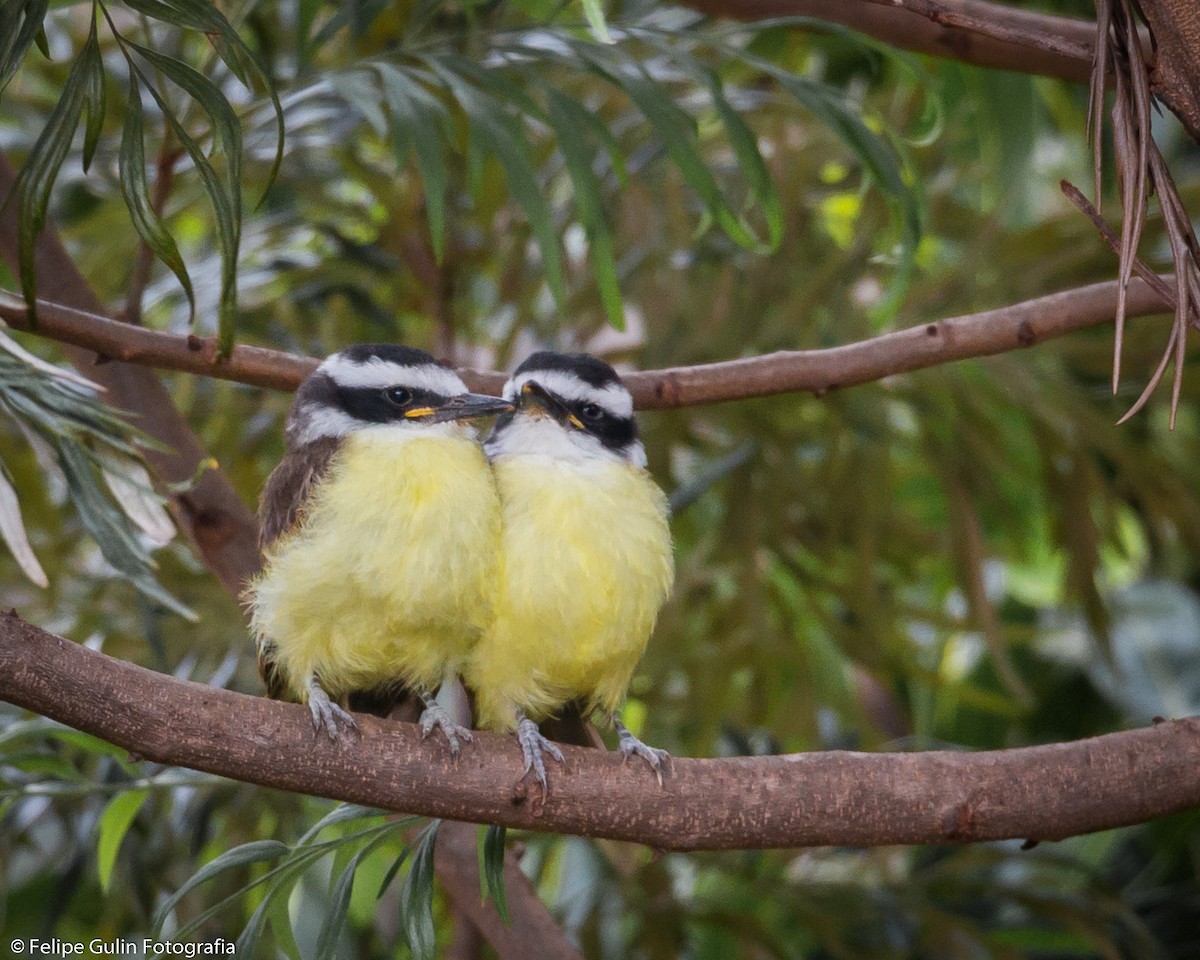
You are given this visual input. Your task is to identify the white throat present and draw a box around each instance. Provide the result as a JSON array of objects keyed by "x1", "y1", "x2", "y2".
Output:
[
  {"x1": 293, "y1": 409, "x2": 477, "y2": 447},
  {"x1": 485, "y1": 413, "x2": 646, "y2": 468}
]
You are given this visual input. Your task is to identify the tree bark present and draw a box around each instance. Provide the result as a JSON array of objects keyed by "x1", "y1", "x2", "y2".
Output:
[
  {"x1": 3, "y1": 613, "x2": 1198, "y2": 851},
  {"x1": 679, "y1": 0, "x2": 1098, "y2": 82},
  {"x1": 1139, "y1": 0, "x2": 1200, "y2": 142},
  {"x1": 0, "y1": 276, "x2": 1173, "y2": 410}
]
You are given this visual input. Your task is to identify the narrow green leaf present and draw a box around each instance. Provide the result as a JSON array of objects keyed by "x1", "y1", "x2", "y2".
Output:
[
  {"x1": 296, "y1": 804, "x2": 388, "y2": 847},
  {"x1": 543, "y1": 86, "x2": 623, "y2": 328},
  {"x1": 375, "y1": 64, "x2": 451, "y2": 262},
  {"x1": 96, "y1": 790, "x2": 149, "y2": 893},
  {"x1": 572, "y1": 43, "x2": 757, "y2": 249},
  {"x1": 120, "y1": 0, "x2": 283, "y2": 198},
  {"x1": 579, "y1": 0, "x2": 614, "y2": 44},
  {"x1": 494, "y1": 41, "x2": 630, "y2": 185},
  {"x1": 267, "y1": 886, "x2": 304, "y2": 960},
  {"x1": 297, "y1": 0, "x2": 322, "y2": 64},
  {"x1": 313, "y1": 861, "x2": 356, "y2": 960},
  {"x1": 95, "y1": 447, "x2": 175, "y2": 545},
  {"x1": 424, "y1": 57, "x2": 567, "y2": 309},
  {"x1": 234, "y1": 892, "x2": 273, "y2": 957},
  {"x1": 399, "y1": 820, "x2": 442, "y2": 960},
  {"x1": 119, "y1": 73, "x2": 196, "y2": 323},
  {"x1": 14, "y1": 44, "x2": 91, "y2": 319},
  {"x1": 0, "y1": 0, "x2": 49, "y2": 94},
  {"x1": 211, "y1": 847, "x2": 333, "y2": 947},
  {"x1": 55, "y1": 438, "x2": 149, "y2": 569},
  {"x1": 50, "y1": 436, "x2": 195, "y2": 619},
  {"x1": 480, "y1": 824, "x2": 510, "y2": 924},
  {"x1": 315, "y1": 830, "x2": 402, "y2": 960},
  {"x1": 194, "y1": 8, "x2": 286, "y2": 202},
  {"x1": 79, "y1": 21, "x2": 105, "y2": 172},
  {"x1": 377, "y1": 848, "x2": 410, "y2": 900},
  {"x1": 126, "y1": 42, "x2": 243, "y2": 193},
  {"x1": 131, "y1": 64, "x2": 240, "y2": 353},
  {"x1": 152, "y1": 840, "x2": 290, "y2": 933},
  {"x1": 767, "y1": 68, "x2": 913, "y2": 225},
  {"x1": 330, "y1": 69, "x2": 389, "y2": 136},
  {"x1": 119, "y1": 0, "x2": 221, "y2": 31},
  {"x1": 0, "y1": 455, "x2": 48, "y2": 587},
  {"x1": 703, "y1": 72, "x2": 782, "y2": 251}
]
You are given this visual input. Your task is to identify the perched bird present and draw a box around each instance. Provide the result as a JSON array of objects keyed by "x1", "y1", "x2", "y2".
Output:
[
  {"x1": 465, "y1": 351, "x2": 674, "y2": 788},
  {"x1": 247, "y1": 344, "x2": 512, "y2": 749}
]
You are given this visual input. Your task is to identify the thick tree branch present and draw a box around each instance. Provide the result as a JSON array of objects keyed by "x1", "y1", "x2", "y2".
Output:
[
  {"x1": 678, "y1": 0, "x2": 1098, "y2": 83},
  {"x1": 0, "y1": 277, "x2": 1174, "y2": 410},
  {"x1": 676, "y1": 0, "x2": 1200, "y2": 143},
  {"x1": 3, "y1": 613, "x2": 1198, "y2": 850},
  {"x1": 1138, "y1": 0, "x2": 1200, "y2": 142}
]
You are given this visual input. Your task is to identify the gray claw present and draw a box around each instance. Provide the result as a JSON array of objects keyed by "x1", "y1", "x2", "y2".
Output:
[
  {"x1": 517, "y1": 717, "x2": 564, "y2": 793},
  {"x1": 307, "y1": 679, "x2": 358, "y2": 742},
  {"x1": 418, "y1": 702, "x2": 474, "y2": 756},
  {"x1": 615, "y1": 717, "x2": 669, "y2": 786}
]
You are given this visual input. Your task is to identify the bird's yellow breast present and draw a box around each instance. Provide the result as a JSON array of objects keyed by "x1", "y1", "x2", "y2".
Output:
[
  {"x1": 249, "y1": 429, "x2": 501, "y2": 700},
  {"x1": 467, "y1": 454, "x2": 673, "y2": 730}
]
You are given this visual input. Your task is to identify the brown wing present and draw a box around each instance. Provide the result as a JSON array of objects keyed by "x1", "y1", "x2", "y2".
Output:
[
  {"x1": 255, "y1": 437, "x2": 341, "y2": 700},
  {"x1": 257, "y1": 436, "x2": 342, "y2": 552}
]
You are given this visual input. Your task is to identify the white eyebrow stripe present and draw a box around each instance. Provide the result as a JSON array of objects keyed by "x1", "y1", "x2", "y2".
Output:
[
  {"x1": 319, "y1": 355, "x2": 467, "y2": 395},
  {"x1": 504, "y1": 370, "x2": 634, "y2": 418}
]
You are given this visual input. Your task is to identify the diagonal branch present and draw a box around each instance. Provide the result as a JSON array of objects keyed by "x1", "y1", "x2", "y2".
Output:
[
  {"x1": 0, "y1": 276, "x2": 1175, "y2": 410},
  {"x1": 3, "y1": 612, "x2": 1198, "y2": 851}
]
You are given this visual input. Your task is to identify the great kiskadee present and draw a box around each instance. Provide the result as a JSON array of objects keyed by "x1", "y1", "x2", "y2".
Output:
[
  {"x1": 464, "y1": 351, "x2": 675, "y2": 788},
  {"x1": 246, "y1": 344, "x2": 512, "y2": 749}
]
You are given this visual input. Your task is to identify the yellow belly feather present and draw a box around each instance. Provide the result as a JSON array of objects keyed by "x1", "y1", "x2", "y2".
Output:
[
  {"x1": 249, "y1": 431, "x2": 501, "y2": 701},
  {"x1": 467, "y1": 455, "x2": 674, "y2": 730}
]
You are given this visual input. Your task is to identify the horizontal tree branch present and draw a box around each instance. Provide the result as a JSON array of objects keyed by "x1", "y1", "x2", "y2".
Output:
[
  {"x1": 3, "y1": 612, "x2": 1198, "y2": 851},
  {"x1": 678, "y1": 0, "x2": 1098, "y2": 83},
  {"x1": 0, "y1": 277, "x2": 1174, "y2": 410}
]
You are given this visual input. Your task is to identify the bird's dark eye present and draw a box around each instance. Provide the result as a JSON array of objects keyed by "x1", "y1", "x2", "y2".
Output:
[
  {"x1": 385, "y1": 387, "x2": 412, "y2": 406},
  {"x1": 580, "y1": 402, "x2": 603, "y2": 420}
]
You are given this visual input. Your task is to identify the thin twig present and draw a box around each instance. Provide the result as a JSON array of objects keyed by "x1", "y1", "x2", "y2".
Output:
[{"x1": 1060, "y1": 181, "x2": 1178, "y2": 306}]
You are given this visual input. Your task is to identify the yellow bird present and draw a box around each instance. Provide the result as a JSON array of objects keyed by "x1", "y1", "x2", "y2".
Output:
[
  {"x1": 465, "y1": 352, "x2": 674, "y2": 787},
  {"x1": 246, "y1": 344, "x2": 511, "y2": 750}
]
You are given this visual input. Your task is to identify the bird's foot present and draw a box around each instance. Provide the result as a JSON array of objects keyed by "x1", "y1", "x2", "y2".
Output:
[
  {"x1": 615, "y1": 718, "x2": 669, "y2": 786},
  {"x1": 517, "y1": 717, "x2": 564, "y2": 796},
  {"x1": 418, "y1": 700, "x2": 474, "y2": 756},
  {"x1": 307, "y1": 680, "x2": 359, "y2": 742}
]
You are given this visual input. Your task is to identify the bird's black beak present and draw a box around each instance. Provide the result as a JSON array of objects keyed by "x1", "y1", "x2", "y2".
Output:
[
  {"x1": 406, "y1": 393, "x2": 514, "y2": 424},
  {"x1": 518, "y1": 380, "x2": 585, "y2": 430}
]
